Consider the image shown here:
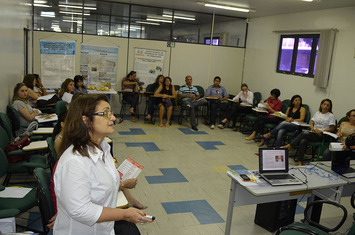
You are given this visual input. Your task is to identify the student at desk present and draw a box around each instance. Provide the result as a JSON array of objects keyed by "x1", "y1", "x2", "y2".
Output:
[
  {"x1": 246, "y1": 88, "x2": 282, "y2": 142},
  {"x1": 33, "y1": 74, "x2": 47, "y2": 96},
  {"x1": 12, "y1": 83, "x2": 41, "y2": 135},
  {"x1": 218, "y1": 83, "x2": 254, "y2": 131},
  {"x1": 206, "y1": 76, "x2": 229, "y2": 129},
  {"x1": 59, "y1": 78, "x2": 75, "y2": 103},
  {"x1": 282, "y1": 99, "x2": 336, "y2": 166},
  {"x1": 23, "y1": 74, "x2": 41, "y2": 105},
  {"x1": 74, "y1": 75, "x2": 88, "y2": 94},
  {"x1": 323, "y1": 109, "x2": 355, "y2": 160},
  {"x1": 121, "y1": 71, "x2": 143, "y2": 122},
  {"x1": 260, "y1": 95, "x2": 306, "y2": 147}
]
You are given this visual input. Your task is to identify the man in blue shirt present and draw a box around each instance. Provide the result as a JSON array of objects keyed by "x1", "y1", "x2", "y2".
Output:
[
  {"x1": 178, "y1": 76, "x2": 206, "y2": 131},
  {"x1": 206, "y1": 76, "x2": 229, "y2": 129}
]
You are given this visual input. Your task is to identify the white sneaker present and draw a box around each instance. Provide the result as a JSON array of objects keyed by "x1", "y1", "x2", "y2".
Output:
[{"x1": 210, "y1": 125, "x2": 215, "y2": 129}]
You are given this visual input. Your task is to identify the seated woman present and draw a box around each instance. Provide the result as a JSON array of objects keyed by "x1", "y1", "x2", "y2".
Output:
[
  {"x1": 121, "y1": 71, "x2": 143, "y2": 122},
  {"x1": 246, "y1": 88, "x2": 282, "y2": 143},
  {"x1": 53, "y1": 94, "x2": 152, "y2": 234},
  {"x1": 59, "y1": 78, "x2": 75, "y2": 103},
  {"x1": 322, "y1": 109, "x2": 355, "y2": 161},
  {"x1": 144, "y1": 74, "x2": 164, "y2": 121},
  {"x1": 260, "y1": 95, "x2": 306, "y2": 147},
  {"x1": 154, "y1": 76, "x2": 176, "y2": 127},
  {"x1": 11, "y1": 83, "x2": 41, "y2": 135},
  {"x1": 23, "y1": 74, "x2": 41, "y2": 105},
  {"x1": 282, "y1": 99, "x2": 336, "y2": 166},
  {"x1": 218, "y1": 83, "x2": 254, "y2": 131},
  {"x1": 73, "y1": 75, "x2": 88, "y2": 94},
  {"x1": 33, "y1": 74, "x2": 47, "y2": 96}
]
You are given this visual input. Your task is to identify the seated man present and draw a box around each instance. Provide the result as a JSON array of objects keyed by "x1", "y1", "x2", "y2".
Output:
[
  {"x1": 206, "y1": 76, "x2": 229, "y2": 129},
  {"x1": 121, "y1": 71, "x2": 143, "y2": 122},
  {"x1": 178, "y1": 75, "x2": 206, "y2": 131}
]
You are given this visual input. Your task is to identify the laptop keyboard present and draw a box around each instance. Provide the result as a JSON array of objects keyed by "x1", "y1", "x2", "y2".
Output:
[{"x1": 264, "y1": 174, "x2": 294, "y2": 180}]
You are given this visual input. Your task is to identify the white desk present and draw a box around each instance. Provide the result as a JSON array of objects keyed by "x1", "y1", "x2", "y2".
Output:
[
  {"x1": 32, "y1": 127, "x2": 54, "y2": 135},
  {"x1": 87, "y1": 88, "x2": 117, "y2": 95},
  {"x1": 225, "y1": 167, "x2": 347, "y2": 235},
  {"x1": 22, "y1": 140, "x2": 48, "y2": 151}
]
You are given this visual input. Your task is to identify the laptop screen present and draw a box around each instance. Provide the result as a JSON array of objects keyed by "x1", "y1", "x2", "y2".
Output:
[{"x1": 259, "y1": 148, "x2": 289, "y2": 174}]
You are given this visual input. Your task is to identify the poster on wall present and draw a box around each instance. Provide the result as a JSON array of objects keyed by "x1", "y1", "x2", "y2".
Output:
[
  {"x1": 80, "y1": 44, "x2": 119, "y2": 85},
  {"x1": 40, "y1": 41, "x2": 76, "y2": 88},
  {"x1": 133, "y1": 48, "x2": 166, "y2": 87}
]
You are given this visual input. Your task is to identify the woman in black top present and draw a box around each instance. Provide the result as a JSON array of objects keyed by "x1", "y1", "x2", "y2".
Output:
[
  {"x1": 145, "y1": 75, "x2": 164, "y2": 121},
  {"x1": 154, "y1": 77, "x2": 176, "y2": 127},
  {"x1": 260, "y1": 95, "x2": 306, "y2": 147}
]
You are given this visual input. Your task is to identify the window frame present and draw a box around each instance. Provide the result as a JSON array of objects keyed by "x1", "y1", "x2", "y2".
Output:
[{"x1": 276, "y1": 34, "x2": 319, "y2": 78}]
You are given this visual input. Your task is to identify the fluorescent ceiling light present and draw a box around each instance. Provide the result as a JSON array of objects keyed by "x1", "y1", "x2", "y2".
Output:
[
  {"x1": 136, "y1": 21, "x2": 160, "y2": 26},
  {"x1": 34, "y1": 0, "x2": 47, "y2": 3},
  {"x1": 204, "y1": 3, "x2": 250, "y2": 12},
  {"x1": 59, "y1": 11, "x2": 90, "y2": 16},
  {"x1": 63, "y1": 19, "x2": 82, "y2": 23},
  {"x1": 41, "y1": 11, "x2": 55, "y2": 17},
  {"x1": 59, "y1": 4, "x2": 97, "y2": 10},
  {"x1": 146, "y1": 18, "x2": 175, "y2": 23},
  {"x1": 302, "y1": 0, "x2": 313, "y2": 2},
  {"x1": 34, "y1": 4, "x2": 51, "y2": 7},
  {"x1": 162, "y1": 14, "x2": 195, "y2": 21}
]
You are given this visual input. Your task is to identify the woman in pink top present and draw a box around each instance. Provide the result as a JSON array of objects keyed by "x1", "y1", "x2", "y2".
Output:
[{"x1": 246, "y1": 89, "x2": 282, "y2": 143}]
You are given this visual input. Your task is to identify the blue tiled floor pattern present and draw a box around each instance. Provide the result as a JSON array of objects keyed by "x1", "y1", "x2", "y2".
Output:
[
  {"x1": 228, "y1": 165, "x2": 249, "y2": 174},
  {"x1": 125, "y1": 142, "x2": 160, "y2": 151},
  {"x1": 178, "y1": 128, "x2": 207, "y2": 135},
  {"x1": 295, "y1": 198, "x2": 307, "y2": 215},
  {"x1": 119, "y1": 128, "x2": 146, "y2": 135},
  {"x1": 162, "y1": 200, "x2": 225, "y2": 224},
  {"x1": 145, "y1": 168, "x2": 188, "y2": 184},
  {"x1": 196, "y1": 141, "x2": 225, "y2": 150}
]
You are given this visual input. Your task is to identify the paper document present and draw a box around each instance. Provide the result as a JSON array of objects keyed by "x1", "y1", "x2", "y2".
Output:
[
  {"x1": 117, "y1": 157, "x2": 144, "y2": 181},
  {"x1": 273, "y1": 112, "x2": 287, "y2": 118},
  {"x1": 37, "y1": 94, "x2": 55, "y2": 101},
  {"x1": 323, "y1": 131, "x2": 338, "y2": 139},
  {"x1": 35, "y1": 113, "x2": 58, "y2": 123},
  {"x1": 252, "y1": 108, "x2": 268, "y2": 113},
  {"x1": 329, "y1": 142, "x2": 344, "y2": 151},
  {"x1": 291, "y1": 121, "x2": 310, "y2": 127},
  {"x1": 227, "y1": 98, "x2": 236, "y2": 102},
  {"x1": 116, "y1": 190, "x2": 129, "y2": 208},
  {"x1": 0, "y1": 187, "x2": 32, "y2": 198},
  {"x1": 257, "y1": 103, "x2": 267, "y2": 109}
]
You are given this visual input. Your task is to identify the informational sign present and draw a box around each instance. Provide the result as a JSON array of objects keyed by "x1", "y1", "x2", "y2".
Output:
[
  {"x1": 40, "y1": 41, "x2": 76, "y2": 88},
  {"x1": 133, "y1": 48, "x2": 166, "y2": 86},
  {"x1": 80, "y1": 44, "x2": 119, "y2": 85}
]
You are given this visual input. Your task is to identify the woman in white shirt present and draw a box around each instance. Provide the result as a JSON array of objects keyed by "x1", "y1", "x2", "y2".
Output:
[
  {"x1": 218, "y1": 83, "x2": 254, "y2": 131},
  {"x1": 282, "y1": 99, "x2": 336, "y2": 166},
  {"x1": 53, "y1": 94, "x2": 152, "y2": 235},
  {"x1": 59, "y1": 78, "x2": 75, "y2": 103}
]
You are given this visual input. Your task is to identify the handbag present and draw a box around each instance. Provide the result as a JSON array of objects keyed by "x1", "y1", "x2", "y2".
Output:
[{"x1": 5, "y1": 135, "x2": 31, "y2": 163}]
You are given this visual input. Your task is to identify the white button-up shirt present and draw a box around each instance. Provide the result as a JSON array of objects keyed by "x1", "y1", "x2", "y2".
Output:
[{"x1": 53, "y1": 141, "x2": 120, "y2": 235}]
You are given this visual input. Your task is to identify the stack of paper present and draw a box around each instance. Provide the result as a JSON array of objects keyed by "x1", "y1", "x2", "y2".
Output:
[{"x1": 329, "y1": 142, "x2": 344, "y2": 151}]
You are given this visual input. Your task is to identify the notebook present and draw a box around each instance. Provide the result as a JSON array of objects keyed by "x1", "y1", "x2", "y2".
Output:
[{"x1": 259, "y1": 148, "x2": 303, "y2": 186}]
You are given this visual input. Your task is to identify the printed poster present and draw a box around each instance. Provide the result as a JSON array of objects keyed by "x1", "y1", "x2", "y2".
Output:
[
  {"x1": 40, "y1": 41, "x2": 76, "y2": 88},
  {"x1": 80, "y1": 44, "x2": 118, "y2": 85},
  {"x1": 133, "y1": 48, "x2": 166, "y2": 87}
]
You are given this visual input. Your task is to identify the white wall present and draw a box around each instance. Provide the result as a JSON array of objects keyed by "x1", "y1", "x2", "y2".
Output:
[
  {"x1": 0, "y1": 0, "x2": 32, "y2": 112},
  {"x1": 243, "y1": 6, "x2": 355, "y2": 120}
]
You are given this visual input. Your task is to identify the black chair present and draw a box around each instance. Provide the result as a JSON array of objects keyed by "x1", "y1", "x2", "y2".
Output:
[
  {"x1": 118, "y1": 91, "x2": 142, "y2": 119},
  {"x1": 240, "y1": 91, "x2": 262, "y2": 132},
  {"x1": 34, "y1": 168, "x2": 55, "y2": 235},
  {"x1": 177, "y1": 85, "x2": 204, "y2": 126},
  {"x1": 276, "y1": 192, "x2": 355, "y2": 235}
]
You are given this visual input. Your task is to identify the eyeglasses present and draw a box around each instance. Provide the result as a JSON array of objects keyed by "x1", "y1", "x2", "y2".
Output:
[{"x1": 93, "y1": 110, "x2": 114, "y2": 119}]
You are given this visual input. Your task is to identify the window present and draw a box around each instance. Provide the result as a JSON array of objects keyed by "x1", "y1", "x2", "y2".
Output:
[
  {"x1": 276, "y1": 34, "x2": 319, "y2": 77},
  {"x1": 205, "y1": 37, "x2": 219, "y2": 45}
]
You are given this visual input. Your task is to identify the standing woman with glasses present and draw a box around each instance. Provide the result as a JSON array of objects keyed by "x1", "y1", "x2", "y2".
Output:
[{"x1": 53, "y1": 94, "x2": 152, "y2": 234}]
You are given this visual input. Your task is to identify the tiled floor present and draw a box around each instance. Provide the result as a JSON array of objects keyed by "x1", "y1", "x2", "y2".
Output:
[
  {"x1": 3, "y1": 116, "x2": 355, "y2": 234},
  {"x1": 110, "y1": 118, "x2": 355, "y2": 235}
]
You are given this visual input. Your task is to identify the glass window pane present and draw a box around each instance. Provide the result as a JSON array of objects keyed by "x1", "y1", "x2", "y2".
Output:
[
  {"x1": 212, "y1": 15, "x2": 247, "y2": 47},
  {"x1": 130, "y1": 5, "x2": 172, "y2": 41},
  {"x1": 313, "y1": 39, "x2": 319, "y2": 75},
  {"x1": 279, "y1": 38, "x2": 295, "y2": 72},
  {"x1": 172, "y1": 11, "x2": 212, "y2": 44},
  {"x1": 295, "y1": 37, "x2": 313, "y2": 74},
  {"x1": 110, "y1": 17, "x2": 129, "y2": 37}
]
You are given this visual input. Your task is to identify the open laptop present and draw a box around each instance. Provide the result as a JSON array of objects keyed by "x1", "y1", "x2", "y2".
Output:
[
  {"x1": 331, "y1": 150, "x2": 355, "y2": 178},
  {"x1": 259, "y1": 148, "x2": 303, "y2": 186}
]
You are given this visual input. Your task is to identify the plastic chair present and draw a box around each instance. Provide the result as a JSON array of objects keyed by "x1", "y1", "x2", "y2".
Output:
[
  {"x1": 47, "y1": 137, "x2": 57, "y2": 173},
  {"x1": 276, "y1": 192, "x2": 355, "y2": 235},
  {"x1": 0, "y1": 126, "x2": 48, "y2": 186},
  {"x1": 0, "y1": 149, "x2": 38, "y2": 214},
  {"x1": 34, "y1": 167, "x2": 55, "y2": 235},
  {"x1": 55, "y1": 100, "x2": 68, "y2": 116},
  {"x1": 177, "y1": 85, "x2": 204, "y2": 125},
  {"x1": 240, "y1": 92, "x2": 262, "y2": 132}
]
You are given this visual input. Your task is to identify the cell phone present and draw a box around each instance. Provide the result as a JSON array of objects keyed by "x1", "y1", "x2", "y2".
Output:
[{"x1": 239, "y1": 174, "x2": 251, "y2": 181}]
